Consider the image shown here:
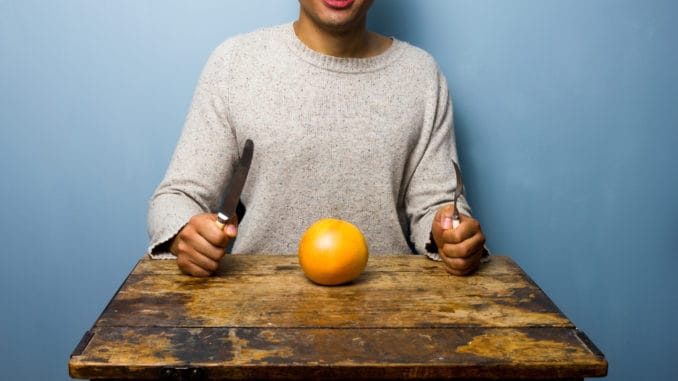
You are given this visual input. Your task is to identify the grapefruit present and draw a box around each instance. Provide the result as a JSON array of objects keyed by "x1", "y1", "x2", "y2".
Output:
[{"x1": 298, "y1": 218, "x2": 369, "y2": 286}]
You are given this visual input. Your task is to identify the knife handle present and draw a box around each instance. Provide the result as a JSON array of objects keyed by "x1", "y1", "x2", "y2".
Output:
[
  {"x1": 215, "y1": 213, "x2": 229, "y2": 230},
  {"x1": 452, "y1": 218, "x2": 460, "y2": 229}
]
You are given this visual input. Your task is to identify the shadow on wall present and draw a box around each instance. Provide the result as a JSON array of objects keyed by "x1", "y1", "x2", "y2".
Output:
[{"x1": 368, "y1": 0, "x2": 419, "y2": 39}]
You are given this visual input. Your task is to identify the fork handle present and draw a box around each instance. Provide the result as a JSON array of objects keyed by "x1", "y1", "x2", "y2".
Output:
[{"x1": 452, "y1": 209, "x2": 461, "y2": 229}]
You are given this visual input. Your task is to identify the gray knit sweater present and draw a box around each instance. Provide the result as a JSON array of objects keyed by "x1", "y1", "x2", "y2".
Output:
[{"x1": 147, "y1": 23, "x2": 470, "y2": 257}]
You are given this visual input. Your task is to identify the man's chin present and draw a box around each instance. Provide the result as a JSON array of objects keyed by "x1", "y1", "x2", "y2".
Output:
[{"x1": 315, "y1": 13, "x2": 366, "y2": 34}]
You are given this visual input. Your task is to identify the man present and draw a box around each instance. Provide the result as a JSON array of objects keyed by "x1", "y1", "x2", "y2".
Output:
[{"x1": 148, "y1": 0, "x2": 486, "y2": 277}]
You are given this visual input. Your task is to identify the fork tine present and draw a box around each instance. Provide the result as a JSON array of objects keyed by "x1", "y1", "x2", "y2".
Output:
[{"x1": 452, "y1": 161, "x2": 464, "y2": 222}]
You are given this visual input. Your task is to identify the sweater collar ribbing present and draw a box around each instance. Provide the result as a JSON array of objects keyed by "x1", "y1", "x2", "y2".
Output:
[{"x1": 283, "y1": 22, "x2": 405, "y2": 74}]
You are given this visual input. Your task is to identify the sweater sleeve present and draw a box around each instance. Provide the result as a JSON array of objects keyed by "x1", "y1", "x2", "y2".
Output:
[
  {"x1": 405, "y1": 65, "x2": 472, "y2": 255},
  {"x1": 146, "y1": 41, "x2": 239, "y2": 257}
]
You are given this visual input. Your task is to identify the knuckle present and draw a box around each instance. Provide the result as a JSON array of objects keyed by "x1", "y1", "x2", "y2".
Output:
[
  {"x1": 444, "y1": 256, "x2": 476, "y2": 275},
  {"x1": 175, "y1": 239, "x2": 191, "y2": 255},
  {"x1": 449, "y1": 257, "x2": 466, "y2": 269},
  {"x1": 469, "y1": 217, "x2": 480, "y2": 228},
  {"x1": 442, "y1": 229, "x2": 457, "y2": 244},
  {"x1": 442, "y1": 242, "x2": 469, "y2": 259},
  {"x1": 176, "y1": 254, "x2": 189, "y2": 266},
  {"x1": 177, "y1": 256, "x2": 212, "y2": 277},
  {"x1": 176, "y1": 256, "x2": 192, "y2": 273},
  {"x1": 444, "y1": 265, "x2": 464, "y2": 276},
  {"x1": 204, "y1": 259, "x2": 219, "y2": 273},
  {"x1": 176, "y1": 229, "x2": 193, "y2": 245}
]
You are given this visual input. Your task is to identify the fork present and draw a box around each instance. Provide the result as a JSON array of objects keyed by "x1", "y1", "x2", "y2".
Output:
[{"x1": 452, "y1": 161, "x2": 464, "y2": 229}]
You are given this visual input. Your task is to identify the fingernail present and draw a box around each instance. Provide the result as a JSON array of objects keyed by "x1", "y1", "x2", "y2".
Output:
[{"x1": 442, "y1": 217, "x2": 453, "y2": 229}]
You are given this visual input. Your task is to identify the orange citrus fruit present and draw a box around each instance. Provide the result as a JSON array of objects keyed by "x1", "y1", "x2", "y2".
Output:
[{"x1": 298, "y1": 218, "x2": 369, "y2": 286}]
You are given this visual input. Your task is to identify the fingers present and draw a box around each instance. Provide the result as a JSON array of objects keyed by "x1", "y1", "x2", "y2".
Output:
[
  {"x1": 441, "y1": 248, "x2": 483, "y2": 276},
  {"x1": 176, "y1": 254, "x2": 217, "y2": 277},
  {"x1": 440, "y1": 213, "x2": 482, "y2": 250},
  {"x1": 437, "y1": 214, "x2": 486, "y2": 276},
  {"x1": 170, "y1": 213, "x2": 237, "y2": 277}
]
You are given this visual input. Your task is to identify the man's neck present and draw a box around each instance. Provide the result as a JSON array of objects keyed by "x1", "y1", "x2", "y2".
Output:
[{"x1": 293, "y1": 19, "x2": 390, "y2": 58}]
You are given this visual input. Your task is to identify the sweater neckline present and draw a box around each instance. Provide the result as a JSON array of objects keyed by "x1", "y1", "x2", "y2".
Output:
[{"x1": 283, "y1": 22, "x2": 405, "y2": 74}]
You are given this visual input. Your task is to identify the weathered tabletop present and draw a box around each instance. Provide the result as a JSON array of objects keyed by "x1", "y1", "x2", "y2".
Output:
[{"x1": 69, "y1": 255, "x2": 607, "y2": 380}]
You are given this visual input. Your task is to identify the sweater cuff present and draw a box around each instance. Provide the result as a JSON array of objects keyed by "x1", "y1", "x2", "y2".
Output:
[{"x1": 424, "y1": 231, "x2": 443, "y2": 262}]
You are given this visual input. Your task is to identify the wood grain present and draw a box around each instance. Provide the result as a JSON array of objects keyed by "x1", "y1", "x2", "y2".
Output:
[{"x1": 69, "y1": 255, "x2": 607, "y2": 380}]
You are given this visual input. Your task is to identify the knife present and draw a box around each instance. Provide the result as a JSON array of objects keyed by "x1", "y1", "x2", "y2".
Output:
[
  {"x1": 424, "y1": 160, "x2": 465, "y2": 262},
  {"x1": 216, "y1": 139, "x2": 254, "y2": 230},
  {"x1": 452, "y1": 161, "x2": 465, "y2": 229}
]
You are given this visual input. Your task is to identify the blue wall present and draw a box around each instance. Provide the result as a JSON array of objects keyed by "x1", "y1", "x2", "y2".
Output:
[{"x1": 1, "y1": 1, "x2": 676, "y2": 380}]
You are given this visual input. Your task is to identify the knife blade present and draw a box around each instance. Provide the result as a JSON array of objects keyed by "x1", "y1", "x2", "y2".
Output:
[
  {"x1": 452, "y1": 161, "x2": 465, "y2": 229},
  {"x1": 216, "y1": 139, "x2": 254, "y2": 229}
]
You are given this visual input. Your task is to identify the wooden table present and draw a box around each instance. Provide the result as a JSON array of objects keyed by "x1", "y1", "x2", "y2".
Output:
[{"x1": 69, "y1": 255, "x2": 607, "y2": 380}]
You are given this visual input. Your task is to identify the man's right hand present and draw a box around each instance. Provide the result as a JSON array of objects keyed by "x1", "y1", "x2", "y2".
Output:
[{"x1": 170, "y1": 213, "x2": 238, "y2": 277}]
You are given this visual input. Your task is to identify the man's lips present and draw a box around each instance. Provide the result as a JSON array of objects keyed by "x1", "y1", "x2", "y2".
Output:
[{"x1": 323, "y1": 0, "x2": 355, "y2": 10}]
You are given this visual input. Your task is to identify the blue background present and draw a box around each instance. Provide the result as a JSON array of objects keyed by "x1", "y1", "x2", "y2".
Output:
[{"x1": 1, "y1": 1, "x2": 676, "y2": 380}]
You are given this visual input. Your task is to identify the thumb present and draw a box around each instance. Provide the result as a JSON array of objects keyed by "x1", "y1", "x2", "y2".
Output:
[
  {"x1": 432, "y1": 205, "x2": 455, "y2": 249},
  {"x1": 218, "y1": 221, "x2": 238, "y2": 250},
  {"x1": 223, "y1": 215, "x2": 239, "y2": 238},
  {"x1": 437, "y1": 204, "x2": 455, "y2": 230},
  {"x1": 224, "y1": 223, "x2": 238, "y2": 238}
]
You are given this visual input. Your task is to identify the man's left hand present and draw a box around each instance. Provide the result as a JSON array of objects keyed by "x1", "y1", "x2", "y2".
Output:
[{"x1": 431, "y1": 205, "x2": 486, "y2": 276}]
